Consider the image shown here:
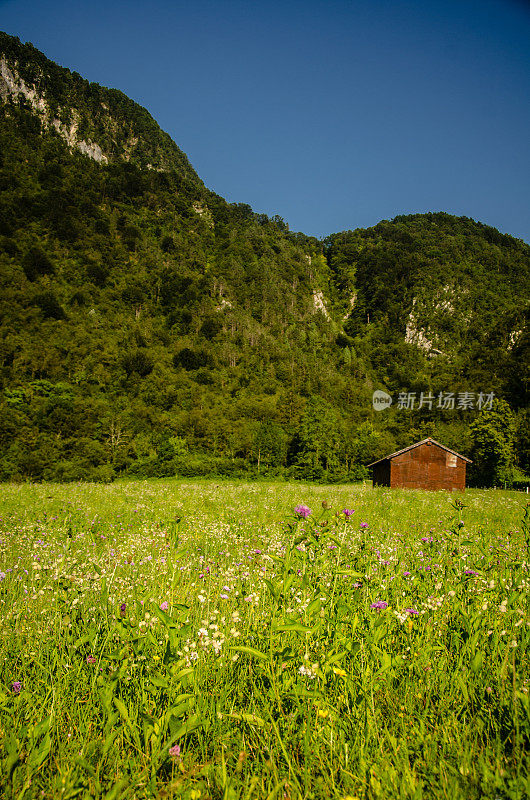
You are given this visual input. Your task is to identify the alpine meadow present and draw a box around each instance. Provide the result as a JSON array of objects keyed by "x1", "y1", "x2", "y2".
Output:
[{"x1": 0, "y1": 29, "x2": 529, "y2": 800}]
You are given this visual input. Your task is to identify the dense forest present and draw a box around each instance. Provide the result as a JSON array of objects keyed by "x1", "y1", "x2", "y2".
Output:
[{"x1": 1, "y1": 31, "x2": 529, "y2": 485}]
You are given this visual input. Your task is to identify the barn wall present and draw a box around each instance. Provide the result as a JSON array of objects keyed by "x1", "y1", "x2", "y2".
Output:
[{"x1": 390, "y1": 443, "x2": 466, "y2": 491}]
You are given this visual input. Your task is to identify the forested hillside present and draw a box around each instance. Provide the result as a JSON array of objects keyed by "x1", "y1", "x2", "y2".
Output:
[{"x1": 1, "y1": 31, "x2": 529, "y2": 484}]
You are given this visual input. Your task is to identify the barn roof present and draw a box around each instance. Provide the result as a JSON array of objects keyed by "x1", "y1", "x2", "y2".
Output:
[{"x1": 367, "y1": 437, "x2": 472, "y2": 467}]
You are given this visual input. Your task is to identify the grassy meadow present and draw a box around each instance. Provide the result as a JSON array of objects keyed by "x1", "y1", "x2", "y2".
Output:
[{"x1": 0, "y1": 479, "x2": 529, "y2": 799}]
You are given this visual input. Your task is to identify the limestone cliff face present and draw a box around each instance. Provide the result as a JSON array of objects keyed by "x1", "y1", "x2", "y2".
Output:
[
  {"x1": 1, "y1": 56, "x2": 108, "y2": 163},
  {"x1": 0, "y1": 31, "x2": 202, "y2": 182}
]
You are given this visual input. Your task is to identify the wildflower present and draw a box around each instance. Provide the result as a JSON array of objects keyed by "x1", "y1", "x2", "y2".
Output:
[
  {"x1": 298, "y1": 656, "x2": 319, "y2": 681},
  {"x1": 169, "y1": 744, "x2": 181, "y2": 759},
  {"x1": 119, "y1": 603, "x2": 126, "y2": 616},
  {"x1": 370, "y1": 600, "x2": 388, "y2": 611},
  {"x1": 403, "y1": 608, "x2": 419, "y2": 615},
  {"x1": 160, "y1": 601, "x2": 169, "y2": 612},
  {"x1": 342, "y1": 509, "x2": 354, "y2": 518},
  {"x1": 86, "y1": 655, "x2": 96, "y2": 664},
  {"x1": 294, "y1": 505, "x2": 312, "y2": 519},
  {"x1": 11, "y1": 681, "x2": 22, "y2": 694},
  {"x1": 333, "y1": 667, "x2": 347, "y2": 677},
  {"x1": 360, "y1": 522, "x2": 369, "y2": 529}
]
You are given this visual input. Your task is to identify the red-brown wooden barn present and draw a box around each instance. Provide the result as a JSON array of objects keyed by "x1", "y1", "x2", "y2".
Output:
[{"x1": 368, "y1": 437, "x2": 472, "y2": 491}]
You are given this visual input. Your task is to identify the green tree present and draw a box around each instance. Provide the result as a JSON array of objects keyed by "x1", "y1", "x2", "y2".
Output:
[
  {"x1": 254, "y1": 420, "x2": 288, "y2": 473},
  {"x1": 21, "y1": 246, "x2": 55, "y2": 281},
  {"x1": 469, "y1": 399, "x2": 517, "y2": 487},
  {"x1": 291, "y1": 396, "x2": 346, "y2": 481}
]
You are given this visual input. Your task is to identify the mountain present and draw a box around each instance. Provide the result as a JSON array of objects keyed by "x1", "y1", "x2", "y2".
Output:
[
  {"x1": 1, "y1": 31, "x2": 529, "y2": 484},
  {"x1": 325, "y1": 215, "x2": 530, "y2": 403},
  {"x1": 0, "y1": 32, "x2": 201, "y2": 179}
]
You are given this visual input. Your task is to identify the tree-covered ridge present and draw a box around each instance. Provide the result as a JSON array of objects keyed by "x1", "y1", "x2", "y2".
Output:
[
  {"x1": 0, "y1": 31, "x2": 529, "y2": 485},
  {"x1": 325, "y1": 214, "x2": 530, "y2": 407},
  {"x1": 0, "y1": 99, "x2": 349, "y2": 483},
  {"x1": 0, "y1": 31, "x2": 201, "y2": 179}
]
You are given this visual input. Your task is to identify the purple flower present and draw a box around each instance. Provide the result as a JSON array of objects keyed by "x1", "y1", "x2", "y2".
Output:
[
  {"x1": 169, "y1": 744, "x2": 181, "y2": 760},
  {"x1": 119, "y1": 603, "x2": 126, "y2": 616},
  {"x1": 370, "y1": 600, "x2": 388, "y2": 611},
  {"x1": 295, "y1": 505, "x2": 312, "y2": 519},
  {"x1": 464, "y1": 570, "x2": 479, "y2": 576},
  {"x1": 160, "y1": 601, "x2": 169, "y2": 612},
  {"x1": 342, "y1": 509, "x2": 355, "y2": 518},
  {"x1": 403, "y1": 608, "x2": 419, "y2": 615},
  {"x1": 403, "y1": 571, "x2": 411, "y2": 577},
  {"x1": 86, "y1": 655, "x2": 96, "y2": 665},
  {"x1": 360, "y1": 522, "x2": 369, "y2": 529},
  {"x1": 11, "y1": 681, "x2": 22, "y2": 694}
]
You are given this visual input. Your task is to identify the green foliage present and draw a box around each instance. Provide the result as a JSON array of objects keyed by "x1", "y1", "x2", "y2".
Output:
[
  {"x1": 325, "y1": 212, "x2": 530, "y2": 402},
  {"x1": 291, "y1": 396, "x2": 347, "y2": 481},
  {"x1": 122, "y1": 350, "x2": 154, "y2": 378},
  {"x1": 32, "y1": 291, "x2": 66, "y2": 320},
  {"x1": 21, "y1": 246, "x2": 55, "y2": 281},
  {"x1": 470, "y1": 399, "x2": 517, "y2": 487}
]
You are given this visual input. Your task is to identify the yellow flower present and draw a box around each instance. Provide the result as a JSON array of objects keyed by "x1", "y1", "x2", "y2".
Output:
[
  {"x1": 190, "y1": 791, "x2": 201, "y2": 800},
  {"x1": 333, "y1": 667, "x2": 347, "y2": 677},
  {"x1": 317, "y1": 708, "x2": 329, "y2": 718}
]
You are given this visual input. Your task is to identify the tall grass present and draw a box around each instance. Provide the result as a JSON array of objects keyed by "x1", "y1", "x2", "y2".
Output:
[{"x1": 1, "y1": 481, "x2": 528, "y2": 799}]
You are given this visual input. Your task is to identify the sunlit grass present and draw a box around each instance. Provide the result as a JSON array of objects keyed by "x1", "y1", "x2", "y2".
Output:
[{"x1": 0, "y1": 480, "x2": 529, "y2": 799}]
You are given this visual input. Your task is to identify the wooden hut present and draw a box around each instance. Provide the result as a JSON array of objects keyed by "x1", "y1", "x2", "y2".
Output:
[{"x1": 368, "y1": 437, "x2": 471, "y2": 491}]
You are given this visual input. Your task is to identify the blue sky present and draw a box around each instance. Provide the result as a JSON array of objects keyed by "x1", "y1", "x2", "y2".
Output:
[{"x1": 1, "y1": 0, "x2": 529, "y2": 242}]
